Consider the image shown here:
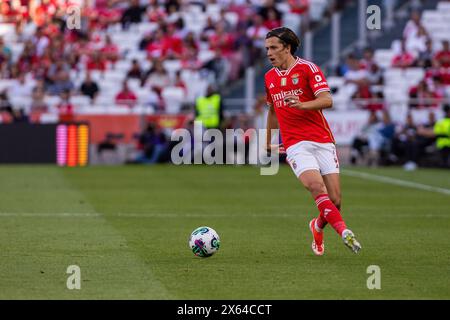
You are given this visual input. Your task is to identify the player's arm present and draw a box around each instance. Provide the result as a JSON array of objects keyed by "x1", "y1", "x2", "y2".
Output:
[
  {"x1": 264, "y1": 78, "x2": 284, "y2": 153},
  {"x1": 284, "y1": 91, "x2": 333, "y2": 110},
  {"x1": 285, "y1": 63, "x2": 333, "y2": 110},
  {"x1": 266, "y1": 103, "x2": 283, "y2": 151}
]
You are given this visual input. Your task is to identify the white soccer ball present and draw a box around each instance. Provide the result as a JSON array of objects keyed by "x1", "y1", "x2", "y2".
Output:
[{"x1": 188, "y1": 226, "x2": 220, "y2": 257}]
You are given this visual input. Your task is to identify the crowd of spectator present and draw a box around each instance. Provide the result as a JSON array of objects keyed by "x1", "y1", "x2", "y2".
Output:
[
  {"x1": 0, "y1": 0, "x2": 321, "y2": 122},
  {"x1": 337, "y1": 9, "x2": 450, "y2": 112},
  {"x1": 350, "y1": 106, "x2": 450, "y2": 169}
]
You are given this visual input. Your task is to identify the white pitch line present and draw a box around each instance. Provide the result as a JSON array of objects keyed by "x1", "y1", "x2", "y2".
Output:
[
  {"x1": 0, "y1": 212, "x2": 103, "y2": 217},
  {"x1": 343, "y1": 169, "x2": 450, "y2": 196},
  {"x1": 0, "y1": 212, "x2": 448, "y2": 218},
  {"x1": 0, "y1": 212, "x2": 303, "y2": 218}
]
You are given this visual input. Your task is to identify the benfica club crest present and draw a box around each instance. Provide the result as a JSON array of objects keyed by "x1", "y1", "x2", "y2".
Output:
[{"x1": 291, "y1": 73, "x2": 299, "y2": 85}]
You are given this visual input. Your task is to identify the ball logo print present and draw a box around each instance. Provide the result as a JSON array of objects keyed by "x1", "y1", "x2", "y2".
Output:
[{"x1": 192, "y1": 227, "x2": 210, "y2": 236}]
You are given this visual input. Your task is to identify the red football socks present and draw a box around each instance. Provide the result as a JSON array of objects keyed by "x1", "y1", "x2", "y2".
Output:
[{"x1": 314, "y1": 194, "x2": 347, "y2": 236}]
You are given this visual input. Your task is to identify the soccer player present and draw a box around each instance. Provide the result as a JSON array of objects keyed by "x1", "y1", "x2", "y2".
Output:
[{"x1": 264, "y1": 27, "x2": 361, "y2": 255}]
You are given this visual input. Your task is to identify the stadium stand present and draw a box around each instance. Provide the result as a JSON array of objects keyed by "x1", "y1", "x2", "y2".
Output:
[
  {"x1": 1, "y1": 0, "x2": 448, "y2": 168},
  {"x1": 0, "y1": 0, "x2": 334, "y2": 120}
]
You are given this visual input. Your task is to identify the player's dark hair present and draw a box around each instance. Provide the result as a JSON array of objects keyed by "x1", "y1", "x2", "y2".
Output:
[{"x1": 265, "y1": 27, "x2": 300, "y2": 55}]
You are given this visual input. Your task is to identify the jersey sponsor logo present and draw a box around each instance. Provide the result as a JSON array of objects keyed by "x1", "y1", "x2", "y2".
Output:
[
  {"x1": 314, "y1": 81, "x2": 328, "y2": 88},
  {"x1": 281, "y1": 78, "x2": 287, "y2": 86},
  {"x1": 271, "y1": 89, "x2": 304, "y2": 104}
]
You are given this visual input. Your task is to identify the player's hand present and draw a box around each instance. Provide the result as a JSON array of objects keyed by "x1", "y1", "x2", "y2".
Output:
[
  {"x1": 266, "y1": 144, "x2": 286, "y2": 154},
  {"x1": 284, "y1": 94, "x2": 303, "y2": 109}
]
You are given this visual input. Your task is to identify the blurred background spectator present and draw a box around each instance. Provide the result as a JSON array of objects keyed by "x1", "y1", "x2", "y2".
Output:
[{"x1": 0, "y1": 0, "x2": 448, "y2": 169}]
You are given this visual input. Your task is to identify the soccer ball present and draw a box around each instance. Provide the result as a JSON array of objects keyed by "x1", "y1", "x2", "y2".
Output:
[{"x1": 188, "y1": 226, "x2": 220, "y2": 257}]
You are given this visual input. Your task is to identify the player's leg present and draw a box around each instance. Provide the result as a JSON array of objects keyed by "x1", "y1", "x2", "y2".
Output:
[
  {"x1": 322, "y1": 173, "x2": 341, "y2": 210},
  {"x1": 285, "y1": 142, "x2": 326, "y2": 255},
  {"x1": 316, "y1": 144, "x2": 361, "y2": 253},
  {"x1": 297, "y1": 169, "x2": 327, "y2": 256},
  {"x1": 314, "y1": 172, "x2": 341, "y2": 230},
  {"x1": 298, "y1": 169, "x2": 346, "y2": 236}
]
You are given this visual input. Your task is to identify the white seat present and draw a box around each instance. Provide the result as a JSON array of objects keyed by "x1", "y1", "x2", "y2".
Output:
[
  {"x1": 390, "y1": 39, "x2": 402, "y2": 54},
  {"x1": 198, "y1": 50, "x2": 215, "y2": 64},
  {"x1": 88, "y1": 105, "x2": 110, "y2": 113},
  {"x1": 163, "y1": 59, "x2": 182, "y2": 78},
  {"x1": 224, "y1": 12, "x2": 239, "y2": 28},
  {"x1": 310, "y1": 0, "x2": 328, "y2": 21},
  {"x1": 374, "y1": 49, "x2": 395, "y2": 69},
  {"x1": 183, "y1": 13, "x2": 207, "y2": 35},
  {"x1": 99, "y1": 81, "x2": 120, "y2": 95},
  {"x1": 137, "y1": 22, "x2": 158, "y2": 34},
  {"x1": 0, "y1": 79, "x2": 14, "y2": 92},
  {"x1": 135, "y1": 87, "x2": 153, "y2": 104},
  {"x1": 114, "y1": 60, "x2": 132, "y2": 72},
  {"x1": 44, "y1": 95, "x2": 61, "y2": 108},
  {"x1": 445, "y1": 85, "x2": 450, "y2": 98},
  {"x1": 10, "y1": 43, "x2": 24, "y2": 63},
  {"x1": 127, "y1": 78, "x2": 142, "y2": 91},
  {"x1": 39, "y1": 113, "x2": 59, "y2": 123},
  {"x1": 10, "y1": 96, "x2": 32, "y2": 109},
  {"x1": 383, "y1": 87, "x2": 408, "y2": 103},
  {"x1": 275, "y1": 2, "x2": 291, "y2": 13},
  {"x1": 89, "y1": 70, "x2": 104, "y2": 82},
  {"x1": 187, "y1": 4, "x2": 203, "y2": 14},
  {"x1": 161, "y1": 87, "x2": 185, "y2": 114},
  {"x1": 126, "y1": 50, "x2": 147, "y2": 62},
  {"x1": 104, "y1": 70, "x2": 125, "y2": 83},
  {"x1": 282, "y1": 13, "x2": 301, "y2": 34},
  {"x1": 422, "y1": 10, "x2": 444, "y2": 23},
  {"x1": 327, "y1": 76, "x2": 345, "y2": 89},
  {"x1": 71, "y1": 95, "x2": 91, "y2": 107},
  {"x1": 0, "y1": 23, "x2": 16, "y2": 42},
  {"x1": 95, "y1": 95, "x2": 114, "y2": 106},
  {"x1": 107, "y1": 105, "x2": 131, "y2": 114},
  {"x1": 384, "y1": 68, "x2": 405, "y2": 83},
  {"x1": 431, "y1": 31, "x2": 450, "y2": 42},
  {"x1": 186, "y1": 79, "x2": 209, "y2": 103},
  {"x1": 206, "y1": 4, "x2": 221, "y2": 15},
  {"x1": 405, "y1": 68, "x2": 425, "y2": 85},
  {"x1": 437, "y1": 1, "x2": 450, "y2": 12}
]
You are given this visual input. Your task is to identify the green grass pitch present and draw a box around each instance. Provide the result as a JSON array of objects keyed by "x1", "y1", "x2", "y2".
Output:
[{"x1": 0, "y1": 164, "x2": 449, "y2": 299}]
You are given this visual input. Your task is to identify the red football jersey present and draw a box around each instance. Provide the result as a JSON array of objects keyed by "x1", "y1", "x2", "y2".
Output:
[{"x1": 265, "y1": 57, "x2": 335, "y2": 149}]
